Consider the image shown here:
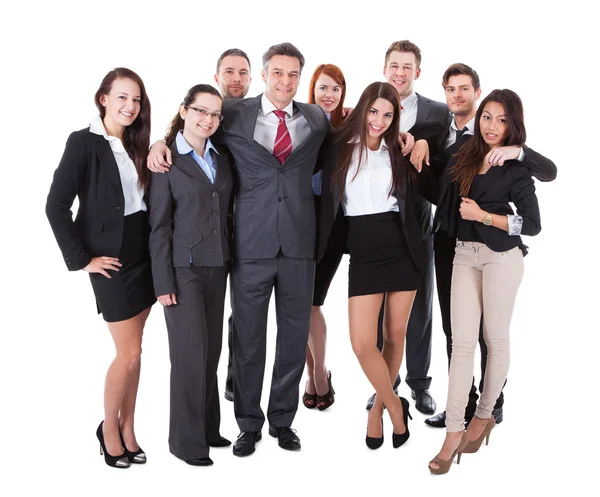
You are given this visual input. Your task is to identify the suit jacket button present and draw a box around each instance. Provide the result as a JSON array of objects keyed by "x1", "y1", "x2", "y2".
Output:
[
  {"x1": 278, "y1": 197, "x2": 282, "y2": 202},
  {"x1": 213, "y1": 229, "x2": 219, "y2": 234},
  {"x1": 212, "y1": 210, "x2": 218, "y2": 215},
  {"x1": 114, "y1": 206, "x2": 121, "y2": 210},
  {"x1": 212, "y1": 192, "x2": 218, "y2": 197}
]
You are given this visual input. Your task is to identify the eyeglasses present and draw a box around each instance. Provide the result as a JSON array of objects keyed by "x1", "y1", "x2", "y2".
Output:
[{"x1": 185, "y1": 105, "x2": 224, "y2": 121}]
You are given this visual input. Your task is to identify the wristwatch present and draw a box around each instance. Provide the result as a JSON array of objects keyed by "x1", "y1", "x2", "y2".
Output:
[{"x1": 482, "y1": 213, "x2": 493, "y2": 226}]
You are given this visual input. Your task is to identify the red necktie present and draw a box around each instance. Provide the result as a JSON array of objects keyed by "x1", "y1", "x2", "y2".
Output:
[{"x1": 273, "y1": 110, "x2": 292, "y2": 164}]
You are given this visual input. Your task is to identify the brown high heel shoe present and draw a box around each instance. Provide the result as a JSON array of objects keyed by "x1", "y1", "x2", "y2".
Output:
[
  {"x1": 463, "y1": 416, "x2": 496, "y2": 454},
  {"x1": 428, "y1": 432, "x2": 469, "y2": 475},
  {"x1": 302, "y1": 378, "x2": 318, "y2": 409},
  {"x1": 316, "y1": 371, "x2": 335, "y2": 411}
]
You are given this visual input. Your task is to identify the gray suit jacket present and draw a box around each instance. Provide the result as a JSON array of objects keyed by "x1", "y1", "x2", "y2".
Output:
[
  {"x1": 148, "y1": 142, "x2": 234, "y2": 296},
  {"x1": 216, "y1": 94, "x2": 329, "y2": 260}
]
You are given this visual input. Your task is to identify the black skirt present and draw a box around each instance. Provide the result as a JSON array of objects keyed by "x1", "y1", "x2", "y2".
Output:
[
  {"x1": 313, "y1": 199, "x2": 346, "y2": 306},
  {"x1": 89, "y1": 210, "x2": 156, "y2": 322},
  {"x1": 347, "y1": 211, "x2": 419, "y2": 297}
]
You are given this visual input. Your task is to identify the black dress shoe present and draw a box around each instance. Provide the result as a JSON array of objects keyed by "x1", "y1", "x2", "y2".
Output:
[
  {"x1": 207, "y1": 435, "x2": 231, "y2": 448},
  {"x1": 424, "y1": 410, "x2": 446, "y2": 428},
  {"x1": 366, "y1": 375, "x2": 401, "y2": 410},
  {"x1": 492, "y1": 407, "x2": 503, "y2": 424},
  {"x1": 426, "y1": 410, "x2": 475, "y2": 428},
  {"x1": 268, "y1": 426, "x2": 301, "y2": 451},
  {"x1": 411, "y1": 389, "x2": 436, "y2": 415},
  {"x1": 224, "y1": 387, "x2": 234, "y2": 402},
  {"x1": 185, "y1": 457, "x2": 213, "y2": 466},
  {"x1": 232, "y1": 431, "x2": 261, "y2": 457}
]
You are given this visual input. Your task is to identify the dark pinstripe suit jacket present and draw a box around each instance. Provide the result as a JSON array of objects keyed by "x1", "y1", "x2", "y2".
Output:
[{"x1": 148, "y1": 142, "x2": 234, "y2": 296}]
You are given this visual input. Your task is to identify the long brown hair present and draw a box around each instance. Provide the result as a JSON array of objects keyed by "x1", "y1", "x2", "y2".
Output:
[
  {"x1": 94, "y1": 68, "x2": 151, "y2": 189},
  {"x1": 308, "y1": 64, "x2": 347, "y2": 127},
  {"x1": 164, "y1": 84, "x2": 222, "y2": 146},
  {"x1": 331, "y1": 82, "x2": 413, "y2": 198},
  {"x1": 450, "y1": 89, "x2": 526, "y2": 196}
]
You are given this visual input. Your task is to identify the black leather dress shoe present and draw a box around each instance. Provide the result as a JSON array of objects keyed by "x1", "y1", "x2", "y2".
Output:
[
  {"x1": 185, "y1": 457, "x2": 213, "y2": 466},
  {"x1": 268, "y1": 426, "x2": 301, "y2": 451},
  {"x1": 232, "y1": 431, "x2": 261, "y2": 457},
  {"x1": 492, "y1": 407, "x2": 503, "y2": 424},
  {"x1": 426, "y1": 410, "x2": 476, "y2": 428},
  {"x1": 366, "y1": 375, "x2": 401, "y2": 410},
  {"x1": 224, "y1": 387, "x2": 234, "y2": 402},
  {"x1": 411, "y1": 389, "x2": 436, "y2": 415},
  {"x1": 424, "y1": 410, "x2": 446, "y2": 427},
  {"x1": 207, "y1": 435, "x2": 231, "y2": 448}
]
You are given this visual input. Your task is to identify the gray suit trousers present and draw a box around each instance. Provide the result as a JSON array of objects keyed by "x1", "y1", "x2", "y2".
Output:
[
  {"x1": 230, "y1": 254, "x2": 315, "y2": 432},
  {"x1": 165, "y1": 266, "x2": 227, "y2": 460}
]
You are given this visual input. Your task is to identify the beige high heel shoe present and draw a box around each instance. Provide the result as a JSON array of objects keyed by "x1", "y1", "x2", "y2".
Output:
[
  {"x1": 463, "y1": 416, "x2": 496, "y2": 454},
  {"x1": 428, "y1": 431, "x2": 469, "y2": 475}
]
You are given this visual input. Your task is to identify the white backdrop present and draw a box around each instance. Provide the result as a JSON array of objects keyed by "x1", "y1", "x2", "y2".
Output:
[{"x1": 1, "y1": 1, "x2": 597, "y2": 495}]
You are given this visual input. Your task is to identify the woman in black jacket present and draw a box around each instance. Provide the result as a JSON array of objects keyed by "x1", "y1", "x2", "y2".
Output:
[
  {"x1": 46, "y1": 68, "x2": 155, "y2": 468},
  {"x1": 428, "y1": 89, "x2": 541, "y2": 474},
  {"x1": 317, "y1": 82, "x2": 426, "y2": 449}
]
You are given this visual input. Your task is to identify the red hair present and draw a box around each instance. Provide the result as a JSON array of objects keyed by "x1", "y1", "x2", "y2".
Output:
[{"x1": 307, "y1": 64, "x2": 346, "y2": 127}]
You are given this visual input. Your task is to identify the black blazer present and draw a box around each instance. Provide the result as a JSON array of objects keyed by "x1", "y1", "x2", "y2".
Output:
[
  {"x1": 410, "y1": 94, "x2": 452, "y2": 157},
  {"x1": 429, "y1": 157, "x2": 542, "y2": 253},
  {"x1": 148, "y1": 141, "x2": 234, "y2": 296},
  {"x1": 316, "y1": 135, "x2": 426, "y2": 272},
  {"x1": 46, "y1": 128, "x2": 138, "y2": 271}
]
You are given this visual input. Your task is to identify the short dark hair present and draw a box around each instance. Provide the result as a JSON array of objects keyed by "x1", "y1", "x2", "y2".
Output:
[
  {"x1": 442, "y1": 63, "x2": 481, "y2": 91},
  {"x1": 262, "y1": 42, "x2": 305, "y2": 73},
  {"x1": 216, "y1": 48, "x2": 251, "y2": 73},
  {"x1": 384, "y1": 40, "x2": 422, "y2": 68}
]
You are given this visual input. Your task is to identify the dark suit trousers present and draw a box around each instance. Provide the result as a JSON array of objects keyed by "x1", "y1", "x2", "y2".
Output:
[
  {"x1": 165, "y1": 266, "x2": 227, "y2": 460},
  {"x1": 376, "y1": 233, "x2": 433, "y2": 391},
  {"x1": 433, "y1": 232, "x2": 504, "y2": 413},
  {"x1": 230, "y1": 254, "x2": 315, "y2": 432}
]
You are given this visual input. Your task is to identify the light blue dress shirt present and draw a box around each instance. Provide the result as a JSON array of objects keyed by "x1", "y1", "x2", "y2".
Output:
[{"x1": 175, "y1": 131, "x2": 219, "y2": 183}]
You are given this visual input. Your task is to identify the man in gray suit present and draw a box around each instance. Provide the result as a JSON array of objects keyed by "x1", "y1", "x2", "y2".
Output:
[
  {"x1": 221, "y1": 42, "x2": 328, "y2": 457},
  {"x1": 148, "y1": 43, "x2": 329, "y2": 457}
]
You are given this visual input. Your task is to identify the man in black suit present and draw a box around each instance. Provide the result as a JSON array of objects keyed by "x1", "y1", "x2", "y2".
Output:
[
  {"x1": 367, "y1": 40, "x2": 451, "y2": 415},
  {"x1": 411, "y1": 63, "x2": 557, "y2": 427}
]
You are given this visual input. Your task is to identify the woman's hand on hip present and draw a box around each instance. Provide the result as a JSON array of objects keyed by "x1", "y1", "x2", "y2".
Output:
[{"x1": 82, "y1": 256, "x2": 122, "y2": 279}]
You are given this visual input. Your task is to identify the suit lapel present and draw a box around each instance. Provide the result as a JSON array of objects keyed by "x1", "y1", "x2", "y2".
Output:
[
  {"x1": 241, "y1": 95, "x2": 261, "y2": 145},
  {"x1": 173, "y1": 150, "x2": 215, "y2": 189},
  {"x1": 212, "y1": 149, "x2": 229, "y2": 190},
  {"x1": 471, "y1": 166, "x2": 502, "y2": 202},
  {"x1": 413, "y1": 94, "x2": 431, "y2": 130},
  {"x1": 288, "y1": 102, "x2": 317, "y2": 159},
  {"x1": 91, "y1": 133, "x2": 123, "y2": 192}
]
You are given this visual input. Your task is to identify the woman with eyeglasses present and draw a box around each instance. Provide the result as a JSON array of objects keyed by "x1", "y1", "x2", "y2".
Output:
[
  {"x1": 148, "y1": 84, "x2": 234, "y2": 467},
  {"x1": 46, "y1": 67, "x2": 155, "y2": 468}
]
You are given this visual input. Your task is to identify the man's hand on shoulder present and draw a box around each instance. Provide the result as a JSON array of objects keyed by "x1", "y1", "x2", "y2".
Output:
[{"x1": 147, "y1": 140, "x2": 172, "y2": 173}]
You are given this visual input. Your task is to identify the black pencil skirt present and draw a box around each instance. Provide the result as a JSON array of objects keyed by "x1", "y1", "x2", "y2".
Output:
[
  {"x1": 89, "y1": 210, "x2": 156, "y2": 323},
  {"x1": 347, "y1": 211, "x2": 420, "y2": 298}
]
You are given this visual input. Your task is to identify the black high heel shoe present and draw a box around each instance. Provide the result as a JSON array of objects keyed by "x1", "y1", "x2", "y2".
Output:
[
  {"x1": 365, "y1": 417, "x2": 384, "y2": 450},
  {"x1": 392, "y1": 397, "x2": 413, "y2": 448},
  {"x1": 316, "y1": 371, "x2": 335, "y2": 411},
  {"x1": 96, "y1": 421, "x2": 129, "y2": 468},
  {"x1": 119, "y1": 429, "x2": 147, "y2": 464}
]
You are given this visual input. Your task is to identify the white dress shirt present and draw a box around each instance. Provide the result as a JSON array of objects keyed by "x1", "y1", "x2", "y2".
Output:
[
  {"x1": 444, "y1": 116, "x2": 476, "y2": 149},
  {"x1": 253, "y1": 93, "x2": 311, "y2": 154},
  {"x1": 399, "y1": 92, "x2": 418, "y2": 133},
  {"x1": 343, "y1": 139, "x2": 399, "y2": 216},
  {"x1": 89, "y1": 116, "x2": 146, "y2": 215}
]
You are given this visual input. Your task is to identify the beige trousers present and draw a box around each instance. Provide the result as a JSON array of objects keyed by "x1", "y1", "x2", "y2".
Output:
[{"x1": 446, "y1": 241, "x2": 524, "y2": 432}]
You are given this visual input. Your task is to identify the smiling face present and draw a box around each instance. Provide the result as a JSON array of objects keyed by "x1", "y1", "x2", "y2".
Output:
[
  {"x1": 181, "y1": 92, "x2": 223, "y2": 143},
  {"x1": 99, "y1": 77, "x2": 141, "y2": 131},
  {"x1": 383, "y1": 51, "x2": 421, "y2": 99},
  {"x1": 365, "y1": 97, "x2": 395, "y2": 148},
  {"x1": 314, "y1": 73, "x2": 342, "y2": 114},
  {"x1": 262, "y1": 55, "x2": 301, "y2": 109},
  {"x1": 445, "y1": 74, "x2": 481, "y2": 118},
  {"x1": 479, "y1": 101, "x2": 509, "y2": 148},
  {"x1": 215, "y1": 55, "x2": 251, "y2": 99}
]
